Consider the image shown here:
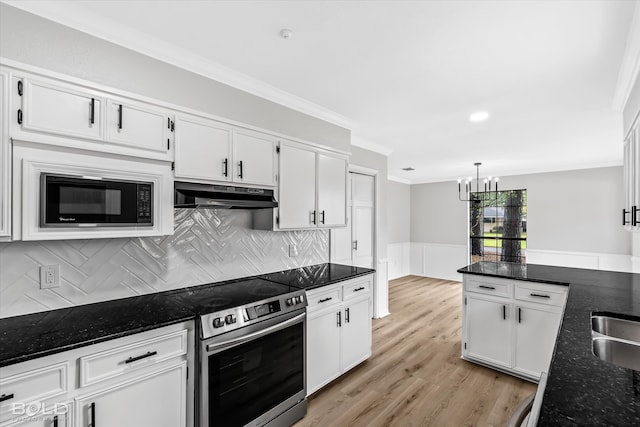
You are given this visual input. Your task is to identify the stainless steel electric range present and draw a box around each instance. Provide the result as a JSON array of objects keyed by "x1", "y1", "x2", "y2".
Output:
[{"x1": 174, "y1": 278, "x2": 307, "y2": 427}]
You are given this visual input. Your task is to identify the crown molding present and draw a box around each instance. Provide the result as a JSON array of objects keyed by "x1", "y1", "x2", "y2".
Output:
[
  {"x1": 387, "y1": 175, "x2": 411, "y2": 184},
  {"x1": 613, "y1": 0, "x2": 640, "y2": 110},
  {"x1": 350, "y1": 135, "x2": 393, "y2": 156},
  {"x1": 3, "y1": 0, "x2": 358, "y2": 130}
]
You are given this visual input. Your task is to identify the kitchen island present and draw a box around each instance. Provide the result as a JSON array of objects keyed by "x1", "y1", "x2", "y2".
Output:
[{"x1": 458, "y1": 261, "x2": 640, "y2": 426}]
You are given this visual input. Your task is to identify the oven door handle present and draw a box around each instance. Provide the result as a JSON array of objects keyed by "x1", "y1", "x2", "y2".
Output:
[{"x1": 205, "y1": 312, "x2": 305, "y2": 353}]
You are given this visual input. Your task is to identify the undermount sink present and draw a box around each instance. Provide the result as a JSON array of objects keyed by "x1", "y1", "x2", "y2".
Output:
[
  {"x1": 591, "y1": 313, "x2": 640, "y2": 371},
  {"x1": 591, "y1": 315, "x2": 640, "y2": 343}
]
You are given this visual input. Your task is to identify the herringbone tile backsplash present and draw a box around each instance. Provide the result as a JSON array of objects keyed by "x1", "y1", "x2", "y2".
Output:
[{"x1": 0, "y1": 209, "x2": 328, "y2": 318}]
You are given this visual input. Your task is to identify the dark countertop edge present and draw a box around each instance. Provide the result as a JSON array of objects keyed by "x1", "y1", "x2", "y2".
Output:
[
  {"x1": 293, "y1": 268, "x2": 376, "y2": 291},
  {"x1": 0, "y1": 314, "x2": 196, "y2": 369},
  {"x1": 456, "y1": 267, "x2": 570, "y2": 287}
]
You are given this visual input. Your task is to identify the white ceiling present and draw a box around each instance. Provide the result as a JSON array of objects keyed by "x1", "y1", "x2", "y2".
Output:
[{"x1": 6, "y1": 0, "x2": 639, "y2": 183}]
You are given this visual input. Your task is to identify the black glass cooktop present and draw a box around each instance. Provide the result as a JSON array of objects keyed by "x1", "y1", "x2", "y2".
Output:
[{"x1": 168, "y1": 278, "x2": 294, "y2": 315}]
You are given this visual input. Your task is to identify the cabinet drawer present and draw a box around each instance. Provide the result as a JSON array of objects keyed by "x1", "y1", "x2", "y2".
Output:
[
  {"x1": 343, "y1": 279, "x2": 371, "y2": 300},
  {"x1": 465, "y1": 277, "x2": 510, "y2": 297},
  {"x1": 79, "y1": 329, "x2": 187, "y2": 387},
  {"x1": 0, "y1": 362, "x2": 68, "y2": 422},
  {"x1": 306, "y1": 288, "x2": 341, "y2": 311},
  {"x1": 514, "y1": 283, "x2": 567, "y2": 307}
]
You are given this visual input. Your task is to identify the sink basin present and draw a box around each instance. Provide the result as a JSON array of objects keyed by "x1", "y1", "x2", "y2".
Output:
[
  {"x1": 592, "y1": 337, "x2": 640, "y2": 371},
  {"x1": 591, "y1": 315, "x2": 640, "y2": 343}
]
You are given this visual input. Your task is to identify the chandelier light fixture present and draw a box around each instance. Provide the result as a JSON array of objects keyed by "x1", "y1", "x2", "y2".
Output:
[{"x1": 458, "y1": 162, "x2": 499, "y2": 202}]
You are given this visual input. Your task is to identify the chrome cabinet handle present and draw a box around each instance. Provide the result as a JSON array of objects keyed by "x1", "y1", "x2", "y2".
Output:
[
  {"x1": 310, "y1": 210, "x2": 317, "y2": 225},
  {"x1": 320, "y1": 210, "x2": 325, "y2": 224},
  {"x1": 223, "y1": 158, "x2": 228, "y2": 177},
  {"x1": 345, "y1": 307, "x2": 350, "y2": 323},
  {"x1": 518, "y1": 307, "x2": 522, "y2": 323},
  {"x1": 319, "y1": 297, "x2": 332, "y2": 303},
  {"x1": 502, "y1": 305, "x2": 506, "y2": 320},
  {"x1": 89, "y1": 98, "x2": 95, "y2": 126},
  {"x1": 238, "y1": 160, "x2": 244, "y2": 179},
  {"x1": 479, "y1": 285, "x2": 495, "y2": 290},
  {"x1": 337, "y1": 311, "x2": 341, "y2": 327},
  {"x1": 124, "y1": 350, "x2": 157, "y2": 364},
  {"x1": 353, "y1": 287, "x2": 365, "y2": 292},
  {"x1": 117, "y1": 104, "x2": 123, "y2": 130},
  {"x1": 0, "y1": 393, "x2": 14, "y2": 402},
  {"x1": 89, "y1": 402, "x2": 96, "y2": 427}
]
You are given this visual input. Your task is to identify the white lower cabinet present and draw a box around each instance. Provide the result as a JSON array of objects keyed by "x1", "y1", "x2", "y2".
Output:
[
  {"x1": 75, "y1": 363, "x2": 186, "y2": 427},
  {"x1": 306, "y1": 274, "x2": 373, "y2": 395},
  {"x1": 462, "y1": 275, "x2": 567, "y2": 381},
  {"x1": 0, "y1": 322, "x2": 193, "y2": 427},
  {"x1": 465, "y1": 294, "x2": 511, "y2": 368}
]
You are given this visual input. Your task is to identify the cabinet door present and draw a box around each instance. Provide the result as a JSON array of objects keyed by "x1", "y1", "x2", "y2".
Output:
[
  {"x1": 278, "y1": 143, "x2": 317, "y2": 229},
  {"x1": 106, "y1": 99, "x2": 170, "y2": 153},
  {"x1": 233, "y1": 129, "x2": 276, "y2": 186},
  {"x1": 465, "y1": 295, "x2": 511, "y2": 368},
  {"x1": 513, "y1": 305, "x2": 562, "y2": 378},
  {"x1": 340, "y1": 297, "x2": 371, "y2": 371},
  {"x1": 76, "y1": 363, "x2": 187, "y2": 427},
  {"x1": 0, "y1": 70, "x2": 9, "y2": 239},
  {"x1": 174, "y1": 115, "x2": 232, "y2": 182},
  {"x1": 317, "y1": 154, "x2": 347, "y2": 227},
  {"x1": 306, "y1": 310, "x2": 341, "y2": 395},
  {"x1": 21, "y1": 78, "x2": 104, "y2": 140},
  {"x1": 352, "y1": 174, "x2": 375, "y2": 268}
]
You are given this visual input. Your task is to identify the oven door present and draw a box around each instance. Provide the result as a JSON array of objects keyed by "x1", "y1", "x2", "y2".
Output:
[
  {"x1": 200, "y1": 309, "x2": 306, "y2": 427},
  {"x1": 41, "y1": 173, "x2": 153, "y2": 227}
]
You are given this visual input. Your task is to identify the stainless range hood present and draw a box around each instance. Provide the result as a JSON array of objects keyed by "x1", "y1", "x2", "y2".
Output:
[{"x1": 174, "y1": 181, "x2": 278, "y2": 209}]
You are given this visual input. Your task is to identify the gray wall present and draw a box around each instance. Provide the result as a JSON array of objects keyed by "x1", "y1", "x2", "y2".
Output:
[
  {"x1": 350, "y1": 146, "x2": 388, "y2": 259},
  {"x1": 411, "y1": 166, "x2": 631, "y2": 255},
  {"x1": 387, "y1": 180, "x2": 410, "y2": 243},
  {"x1": 0, "y1": 3, "x2": 350, "y2": 151}
]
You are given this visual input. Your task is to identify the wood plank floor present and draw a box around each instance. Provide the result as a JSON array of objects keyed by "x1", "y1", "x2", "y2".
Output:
[{"x1": 294, "y1": 275, "x2": 536, "y2": 427}]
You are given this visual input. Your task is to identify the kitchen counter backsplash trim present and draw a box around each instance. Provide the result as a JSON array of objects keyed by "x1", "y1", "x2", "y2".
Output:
[{"x1": 0, "y1": 209, "x2": 328, "y2": 318}]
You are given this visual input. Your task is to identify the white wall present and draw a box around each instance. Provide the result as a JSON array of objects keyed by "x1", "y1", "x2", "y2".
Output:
[
  {"x1": 387, "y1": 179, "x2": 411, "y2": 279},
  {"x1": 0, "y1": 3, "x2": 350, "y2": 151}
]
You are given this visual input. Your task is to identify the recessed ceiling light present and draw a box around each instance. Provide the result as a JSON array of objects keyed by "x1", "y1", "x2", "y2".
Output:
[
  {"x1": 469, "y1": 111, "x2": 490, "y2": 122},
  {"x1": 279, "y1": 29, "x2": 293, "y2": 39},
  {"x1": 402, "y1": 167, "x2": 415, "y2": 171}
]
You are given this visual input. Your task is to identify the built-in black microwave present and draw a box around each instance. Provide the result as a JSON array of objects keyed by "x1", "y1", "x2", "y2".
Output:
[{"x1": 40, "y1": 173, "x2": 153, "y2": 227}]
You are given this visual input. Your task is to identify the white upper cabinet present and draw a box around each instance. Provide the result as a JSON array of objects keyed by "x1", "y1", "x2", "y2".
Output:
[
  {"x1": 5, "y1": 64, "x2": 173, "y2": 161},
  {"x1": 623, "y1": 125, "x2": 639, "y2": 231},
  {"x1": 106, "y1": 98, "x2": 172, "y2": 153},
  {"x1": 21, "y1": 77, "x2": 105, "y2": 141},
  {"x1": 174, "y1": 114, "x2": 233, "y2": 183},
  {"x1": 317, "y1": 154, "x2": 347, "y2": 227},
  {"x1": 173, "y1": 113, "x2": 276, "y2": 187},
  {"x1": 278, "y1": 142, "x2": 317, "y2": 228},
  {"x1": 0, "y1": 69, "x2": 10, "y2": 241},
  {"x1": 276, "y1": 140, "x2": 348, "y2": 230},
  {"x1": 232, "y1": 128, "x2": 276, "y2": 186}
]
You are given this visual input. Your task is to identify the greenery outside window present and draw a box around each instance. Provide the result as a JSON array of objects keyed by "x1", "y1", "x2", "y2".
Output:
[{"x1": 470, "y1": 190, "x2": 527, "y2": 263}]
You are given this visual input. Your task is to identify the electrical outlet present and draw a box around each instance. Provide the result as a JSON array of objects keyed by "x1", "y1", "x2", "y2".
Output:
[
  {"x1": 289, "y1": 244, "x2": 299, "y2": 257},
  {"x1": 40, "y1": 265, "x2": 60, "y2": 289}
]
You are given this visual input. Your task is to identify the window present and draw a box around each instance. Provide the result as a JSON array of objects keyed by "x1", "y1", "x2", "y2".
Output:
[{"x1": 469, "y1": 189, "x2": 527, "y2": 263}]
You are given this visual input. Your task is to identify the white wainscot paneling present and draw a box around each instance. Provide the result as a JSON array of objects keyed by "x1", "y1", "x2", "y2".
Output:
[
  {"x1": 410, "y1": 243, "x2": 467, "y2": 281},
  {"x1": 387, "y1": 242, "x2": 410, "y2": 280},
  {"x1": 526, "y1": 249, "x2": 640, "y2": 274}
]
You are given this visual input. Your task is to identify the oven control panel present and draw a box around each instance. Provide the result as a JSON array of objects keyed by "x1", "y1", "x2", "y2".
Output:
[{"x1": 200, "y1": 290, "x2": 307, "y2": 339}]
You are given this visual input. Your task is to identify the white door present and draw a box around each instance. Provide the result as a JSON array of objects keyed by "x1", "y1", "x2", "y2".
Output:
[
  {"x1": 317, "y1": 154, "x2": 347, "y2": 227},
  {"x1": 173, "y1": 114, "x2": 232, "y2": 182},
  {"x1": 22, "y1": 78, "x2": 104, "y2": 140},
  {"x1": 340, "y1": 297, "x2": 372, "y2": 371},
  {"x1": 233, "y1": 129, "x2": 276, "y2": 186},
  {"x1": 513, "y1": 305, "x2": 562, "y2": 377},
  {"x1": 76, "y1": 364, "x2": 186, "y2": 427},
  {"x1": 306, "y1": 310, "x2": 341, "y2": 395},
  {"x1": 465, "y1": 294, "x2": 511, "y2": 368},
  {"x1": 352, "y1": 173, "x2": 375, "y2": 268},
  {"x1": 278, "y1": 143, "x2": 317, "y2": 229},
  {"x1": 330, "y1": 174, "x2": 353, "y2": 265},
  {"x1": 106, "y1": 98, "x2": 169, "y2": 153}
]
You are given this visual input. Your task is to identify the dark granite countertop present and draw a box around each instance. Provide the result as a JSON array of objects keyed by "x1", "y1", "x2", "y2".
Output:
[
  {"x1": 458, "y1": 261, "x2": 640, "y2": 426},
  {"x1": 261, "y1": 263, "x2": 375, "y2": 290},
  {"x1": 0, "y1": 263, "x2": 372, "y2": 368}
]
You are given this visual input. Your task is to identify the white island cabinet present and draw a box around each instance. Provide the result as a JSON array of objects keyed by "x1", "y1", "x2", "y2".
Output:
[
  {"x1": 306, "y1": 274, "x2": 373, "y2": 395},
  {"x1": 461, "y1": 274, "x2": 567, "y2": 381},
  {"x1": 0, "y1": 322, "x2": 194, "y2": 427}
]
